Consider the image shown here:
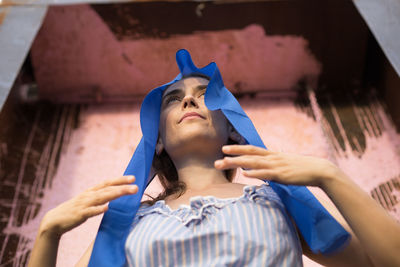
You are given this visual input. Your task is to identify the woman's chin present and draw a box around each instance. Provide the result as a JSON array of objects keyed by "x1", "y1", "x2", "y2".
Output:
[{"x1": 170, "y1": 126, "x2": 219, "y2": 141}]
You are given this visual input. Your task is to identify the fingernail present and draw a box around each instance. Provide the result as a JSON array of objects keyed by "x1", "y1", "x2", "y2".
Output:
[
  {"x1": 127, "y1": 175, "x2": 135, "y2": 181},
  {"x1": 130, "y1": 185, "x2": 138, "y2": 192},
  {"x1": 222, "y1": 146, "x2": 230, "y2": 152},
  {"x1": 215, "y1": 160, "x2": 222, "y2": 167}
]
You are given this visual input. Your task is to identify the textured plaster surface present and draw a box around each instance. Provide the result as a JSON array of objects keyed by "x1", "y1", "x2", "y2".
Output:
[
  {"x1": 2, "y1": 4, "x2": 399, "y2": 267},
  {"x1": 3, "y1": 96, "x2": 399, "y2": 266},
  {"x1": 31, "y1": 5, "x2": 321, "y2": 102}
]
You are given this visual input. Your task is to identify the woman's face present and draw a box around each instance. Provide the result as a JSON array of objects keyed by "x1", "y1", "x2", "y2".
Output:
[{"x1": 158, "y1": 76, "x2": 230, "y2": 158}]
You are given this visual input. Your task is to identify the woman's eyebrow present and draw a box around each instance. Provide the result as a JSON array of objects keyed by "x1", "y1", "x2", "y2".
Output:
[
  {"x1": 162, "y1": 84, "x2": 208, "y2": 100},
  {"x1": 196, "y1": 84, "x2": 208, "y2": 91}
]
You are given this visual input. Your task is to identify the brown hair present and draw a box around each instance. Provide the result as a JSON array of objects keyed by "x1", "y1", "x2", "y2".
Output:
[{"x1": 141, "y1": 74, "x2": 238, "y2": 206}]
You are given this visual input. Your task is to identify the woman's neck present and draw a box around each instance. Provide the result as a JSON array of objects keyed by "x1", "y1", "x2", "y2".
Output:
[{"x1": 173, "y1": 155, "x2": 230, "y2": 191}]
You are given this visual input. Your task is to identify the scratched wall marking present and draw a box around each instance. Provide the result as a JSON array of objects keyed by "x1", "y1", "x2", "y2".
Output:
[
  {"x1": 0, "y1": 104, "x2": 80, "y2": 266},
  {"x1": 2, "y1": 93, "x2": 399, "y2": 267},
  {"x1": 370, "y1": 176, "x2": 400, "y2": 221}
]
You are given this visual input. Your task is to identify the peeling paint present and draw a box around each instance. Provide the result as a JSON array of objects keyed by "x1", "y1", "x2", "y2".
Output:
[
  {"x1": 310, "y1": 89, "x2": 391, "y2": 158},
  {"x1": 1, "y1": 3, "x2": 399, "y2": 267},
  {"x1": 0, "y1": 7, "x2": 10, "y2": 25},
  {"x1": 2, "y1": 92, "x2": 399, "y2": 266},
  {"x1": 371, "y1": 175, "x2": 400, "y2": 215},
  {"x1": 31, "y1": 5, "x2": 322, "y2": 102},
  {"x1": 0, "y1": 103, "x2": 80, "y2": 266},
  {"x1": 0, "y1": 0, "x2": 162, "y2": 6},
  {"x1": 0, "y1": 0, "x2": 38, "y2": 7}
]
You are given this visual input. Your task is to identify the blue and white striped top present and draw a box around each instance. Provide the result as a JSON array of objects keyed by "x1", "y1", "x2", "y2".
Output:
[{"x1": 125, "y1": 183, "x2": 303, "y2": 266}]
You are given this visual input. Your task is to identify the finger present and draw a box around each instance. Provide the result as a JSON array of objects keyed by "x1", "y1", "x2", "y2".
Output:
[
  {"x1": 242, "y1": 169, "x2": 278, "y2": 180},
  {"x1": 88, "y1": 184, "x2": 139, "y2": 206},
  {"x1": 222, "y1": 145, "x2": 274, "y2": 156},
  {"x1": 90, "y1": 175, "x2": 135, "y2": 191},
  {"x1": 215, "y1": 155, "x2": 271, "y2": 170},
  {"x1": 84, "y1": 203, "x2": 109, "y2": 218}
]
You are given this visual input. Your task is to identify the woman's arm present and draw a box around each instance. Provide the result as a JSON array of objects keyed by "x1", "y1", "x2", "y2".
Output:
[
  {"x1": 27, "y1": 176, "x2": 138, "y2": 267},
  {"x1": 215, "y1": 145, "x2": 400, "y2": 267},
  {"x1": 318, "y1": 169, "x2": 400, "y2": 267},
  {"x1": 28, "y1": 219, "x2": 61, "y2": 267},
  {"x1": 299, "y1": 186, "x2": 374, "y2": 267}
]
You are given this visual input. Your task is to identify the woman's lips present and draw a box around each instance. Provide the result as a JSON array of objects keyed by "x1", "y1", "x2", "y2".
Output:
[{"x1": 179, "y1": 112, "x2": 205, "y2": 123}]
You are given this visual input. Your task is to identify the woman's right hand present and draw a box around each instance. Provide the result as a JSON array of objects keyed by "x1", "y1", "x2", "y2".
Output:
[{"x1": 39, "y1": 175, "x2": 138, "y2": 238}]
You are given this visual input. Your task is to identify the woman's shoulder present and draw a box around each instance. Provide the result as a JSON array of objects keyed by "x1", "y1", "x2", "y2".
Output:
[
  {"x1": 138, "y1": 201, "x2": 154, "y2": 210},
  {"x1": 239, "y1": 182, "x2": 284, "y2": 206}
]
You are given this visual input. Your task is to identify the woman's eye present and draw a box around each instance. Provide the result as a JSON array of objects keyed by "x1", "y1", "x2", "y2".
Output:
[{"x1": 166, "y1": 96, "x2": 180, "y2": 104}]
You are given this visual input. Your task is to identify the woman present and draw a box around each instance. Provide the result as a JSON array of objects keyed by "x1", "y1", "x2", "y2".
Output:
[{"x1": 28, "y1": 50, "x2": 400, "y2": 267}]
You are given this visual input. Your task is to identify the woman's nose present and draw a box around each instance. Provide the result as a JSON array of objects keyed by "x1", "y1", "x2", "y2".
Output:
[{"x1": 182, "y1": 95, "x2": 199, "y2": 109}]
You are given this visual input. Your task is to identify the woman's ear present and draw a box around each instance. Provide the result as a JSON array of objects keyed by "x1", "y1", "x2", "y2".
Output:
[{"x1": 156, "y1": 137, "x2": 164, "y2": 156}]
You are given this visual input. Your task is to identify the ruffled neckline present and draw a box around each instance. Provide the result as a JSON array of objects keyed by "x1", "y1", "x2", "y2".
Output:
[
  {"x1": 136, "y1": 183, "x2": 283, "y2": 224},
  {"x1": 158, "y1": 184, "x2": 262, "y2": 212}
]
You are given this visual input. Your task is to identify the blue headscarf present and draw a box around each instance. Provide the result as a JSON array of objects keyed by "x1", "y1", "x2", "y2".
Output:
[{"x1": 88, "y1": 49, "x2": 350, "y2": 266}]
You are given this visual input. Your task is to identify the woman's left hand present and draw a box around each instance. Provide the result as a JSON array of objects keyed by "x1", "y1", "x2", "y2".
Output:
[{"x1": 214, "y1": 145, "x2": 341, "y2": 188}]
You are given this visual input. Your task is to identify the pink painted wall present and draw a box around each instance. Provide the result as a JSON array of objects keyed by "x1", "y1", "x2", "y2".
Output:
[
  {"x1": 31, "y1": 5, "x2": 321, "y2": 102},
  {"x1": 3, "y1": 4, "x2": 399, "y2": 267},
  {"x1": 5, "y1": 96, "x2": 399, "y2": 266}
]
